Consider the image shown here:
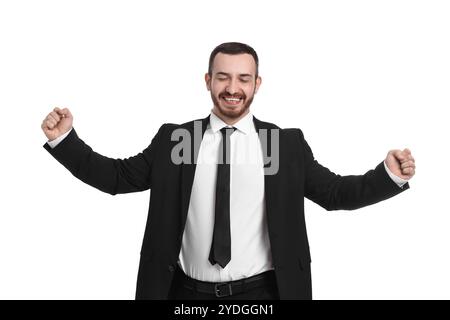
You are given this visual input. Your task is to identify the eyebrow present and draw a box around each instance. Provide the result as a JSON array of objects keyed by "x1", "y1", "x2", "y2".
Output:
[{"x1": 215, "y1": 72, "x2": 253, "y2": 78}]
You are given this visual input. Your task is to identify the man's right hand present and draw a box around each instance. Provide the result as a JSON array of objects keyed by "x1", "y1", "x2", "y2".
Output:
[{"x1": 41, "y1": 107, "x2": 73, "y2": 141}]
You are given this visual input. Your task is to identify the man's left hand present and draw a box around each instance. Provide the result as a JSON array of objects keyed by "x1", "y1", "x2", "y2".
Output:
[{"x1": 385, "y1": 148, "x2": 416, "y2": 180}]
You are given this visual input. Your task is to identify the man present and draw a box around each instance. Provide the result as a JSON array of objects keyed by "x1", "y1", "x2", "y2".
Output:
[{"x1": 41, "y1": 42, "x2": 416, "y2": 300}]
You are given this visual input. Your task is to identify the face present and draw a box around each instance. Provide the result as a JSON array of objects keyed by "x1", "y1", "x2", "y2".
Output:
[{"x1": 205, "y1": 53, "x2": 262, "y2": 124}]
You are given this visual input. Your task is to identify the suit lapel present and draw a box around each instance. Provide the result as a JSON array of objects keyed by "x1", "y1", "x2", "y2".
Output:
[
  {"x1": 180, "y1": 114, "x2": 210, "y2": 228},
  {"x1": 253, "y1": 115, "x2": 280, "y2": 239}
]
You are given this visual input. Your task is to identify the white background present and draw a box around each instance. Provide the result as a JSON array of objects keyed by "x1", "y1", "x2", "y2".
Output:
[{"x1": 0, "y1": 0, "x2": 449, "y2": 299}]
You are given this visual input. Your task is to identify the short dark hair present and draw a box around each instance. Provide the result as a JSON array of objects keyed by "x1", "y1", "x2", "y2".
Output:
[{"x1": 208, "y1": 42, "x2": 259, "y2": 78}]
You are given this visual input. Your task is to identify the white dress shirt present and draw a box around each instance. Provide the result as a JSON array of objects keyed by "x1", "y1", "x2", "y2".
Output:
[
  {"x1": 178, "y1": 111, "x2": 273, "y2": 282},
  {"x1": 47, "y1": 112, "x2": 408, "y2": 282}
]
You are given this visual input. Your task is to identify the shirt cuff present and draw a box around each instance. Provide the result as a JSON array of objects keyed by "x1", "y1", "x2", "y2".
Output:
[
  {"x1": 384, "y1": 160, "x2": 408, "y2": 188},
  {"x1": 46, "y1": 128, "x2": 72, "y2": 149}
]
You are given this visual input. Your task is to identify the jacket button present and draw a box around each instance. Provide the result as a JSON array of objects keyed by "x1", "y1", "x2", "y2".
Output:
[{"x1": 168, "y1": 265, "x2": 175, "y2": 272}]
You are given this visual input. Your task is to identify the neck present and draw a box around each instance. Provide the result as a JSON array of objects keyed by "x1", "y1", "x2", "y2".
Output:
[{"x1": 212, "y1": 108, "x2": 250, "y2": 126}]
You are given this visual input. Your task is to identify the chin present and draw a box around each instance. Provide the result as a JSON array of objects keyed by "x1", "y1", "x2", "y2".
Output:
[{"x1": 219, "y1": 105, "x2": 248, "y2": 118}]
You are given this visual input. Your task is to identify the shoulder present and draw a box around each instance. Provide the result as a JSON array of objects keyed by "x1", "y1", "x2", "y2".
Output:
[
  {"x1": 152, "y1": 116, "x2": 208, "y2": 142},
  {"x1": 159, "y1": 117, "x2": 205, "y2": 133},
  {"x1": 253, "y1": 116, "x2": 305, "y2": 142}
]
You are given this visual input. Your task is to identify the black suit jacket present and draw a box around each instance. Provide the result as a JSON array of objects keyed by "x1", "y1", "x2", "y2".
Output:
[{"x1": 43, "y1": 114, "x2": 409, "y2": 299}]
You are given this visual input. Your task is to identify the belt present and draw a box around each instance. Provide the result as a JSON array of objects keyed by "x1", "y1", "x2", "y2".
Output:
[{"x1": 175, "y1": 267, "x2": 277, "y2": 298}]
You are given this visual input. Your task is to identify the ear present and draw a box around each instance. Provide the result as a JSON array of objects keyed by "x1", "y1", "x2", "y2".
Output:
[
  {"x1": 254, "y1": 76, "x2": 262, "y2": 94},
  {"x1": 205, "y1": 73, "x2": 211, "y2": 91}
]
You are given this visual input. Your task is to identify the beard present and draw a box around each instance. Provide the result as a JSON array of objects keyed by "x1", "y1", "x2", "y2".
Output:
[{"x1": 210, "y1": 90, "x2": 255, "y2": 120}]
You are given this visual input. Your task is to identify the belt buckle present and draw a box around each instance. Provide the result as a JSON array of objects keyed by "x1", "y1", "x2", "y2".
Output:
[{"x1": 215, "y1": 282, "x2": 233, "y2": 298}]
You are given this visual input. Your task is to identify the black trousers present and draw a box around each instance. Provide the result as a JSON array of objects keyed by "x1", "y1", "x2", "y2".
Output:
[{"x1": 168, "y1": 265, "x2": 280, "y2": 300}]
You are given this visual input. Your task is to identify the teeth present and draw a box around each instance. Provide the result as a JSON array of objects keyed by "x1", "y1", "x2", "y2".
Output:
[{"x1": 224, "y1": 97, "x2": 241, "y2": 101}]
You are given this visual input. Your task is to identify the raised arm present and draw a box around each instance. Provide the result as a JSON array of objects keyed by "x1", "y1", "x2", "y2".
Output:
[
  {"x1": 41, "y1": 107, "x2": 164, "y2": 195},
  {"x1": 298, "y1": 129, "x2": 413, "y2": 211}
]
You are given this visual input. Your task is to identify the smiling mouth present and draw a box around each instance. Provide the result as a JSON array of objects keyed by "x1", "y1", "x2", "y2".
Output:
[{"x1": 221, "y1": 96, "x2": 243, "y2": 106}]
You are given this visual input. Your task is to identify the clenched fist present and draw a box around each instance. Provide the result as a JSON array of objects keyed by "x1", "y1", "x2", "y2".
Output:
[
  {"x1": 41, "y1": 107, "x2": 73, "y2": 141},
  {"x1": 385, "y1": 148, "x2": 416, "y2": 180}
]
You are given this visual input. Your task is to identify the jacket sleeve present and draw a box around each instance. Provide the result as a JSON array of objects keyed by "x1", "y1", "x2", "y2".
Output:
[
  {"x1": 298, "y1": 129, "x2": 409, "y2": 211},
  {"x1": 43, "y1": 124, "x2": 166, "y2": 195}
]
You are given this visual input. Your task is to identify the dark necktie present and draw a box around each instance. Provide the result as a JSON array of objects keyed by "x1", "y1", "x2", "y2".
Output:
[{"x1": 208, "y1": 126, "x2": 236, "y2": 268}]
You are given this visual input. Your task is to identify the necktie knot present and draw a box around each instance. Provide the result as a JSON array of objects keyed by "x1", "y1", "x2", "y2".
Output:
[
  {"x1": 219, "y1": 126, "x2": 235, "y2": 165},
  {"x1": 220, "y1": 126, "x2": 236, "y2": 136}
]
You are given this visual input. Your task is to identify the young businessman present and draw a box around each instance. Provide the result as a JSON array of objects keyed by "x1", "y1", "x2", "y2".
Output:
[{"x1": 41, "y1": 42, "x2": 416, "y2": 300}]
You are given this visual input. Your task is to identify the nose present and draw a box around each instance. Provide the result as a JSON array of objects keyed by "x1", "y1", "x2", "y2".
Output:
[{"x1": 226, "y1": 78, "x2": 238, "y2": 95}]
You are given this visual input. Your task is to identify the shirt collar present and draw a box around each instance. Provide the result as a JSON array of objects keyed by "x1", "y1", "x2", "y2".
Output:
[{"x1": 209, "y1": 110, "x2": 254, "y2": 135}]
